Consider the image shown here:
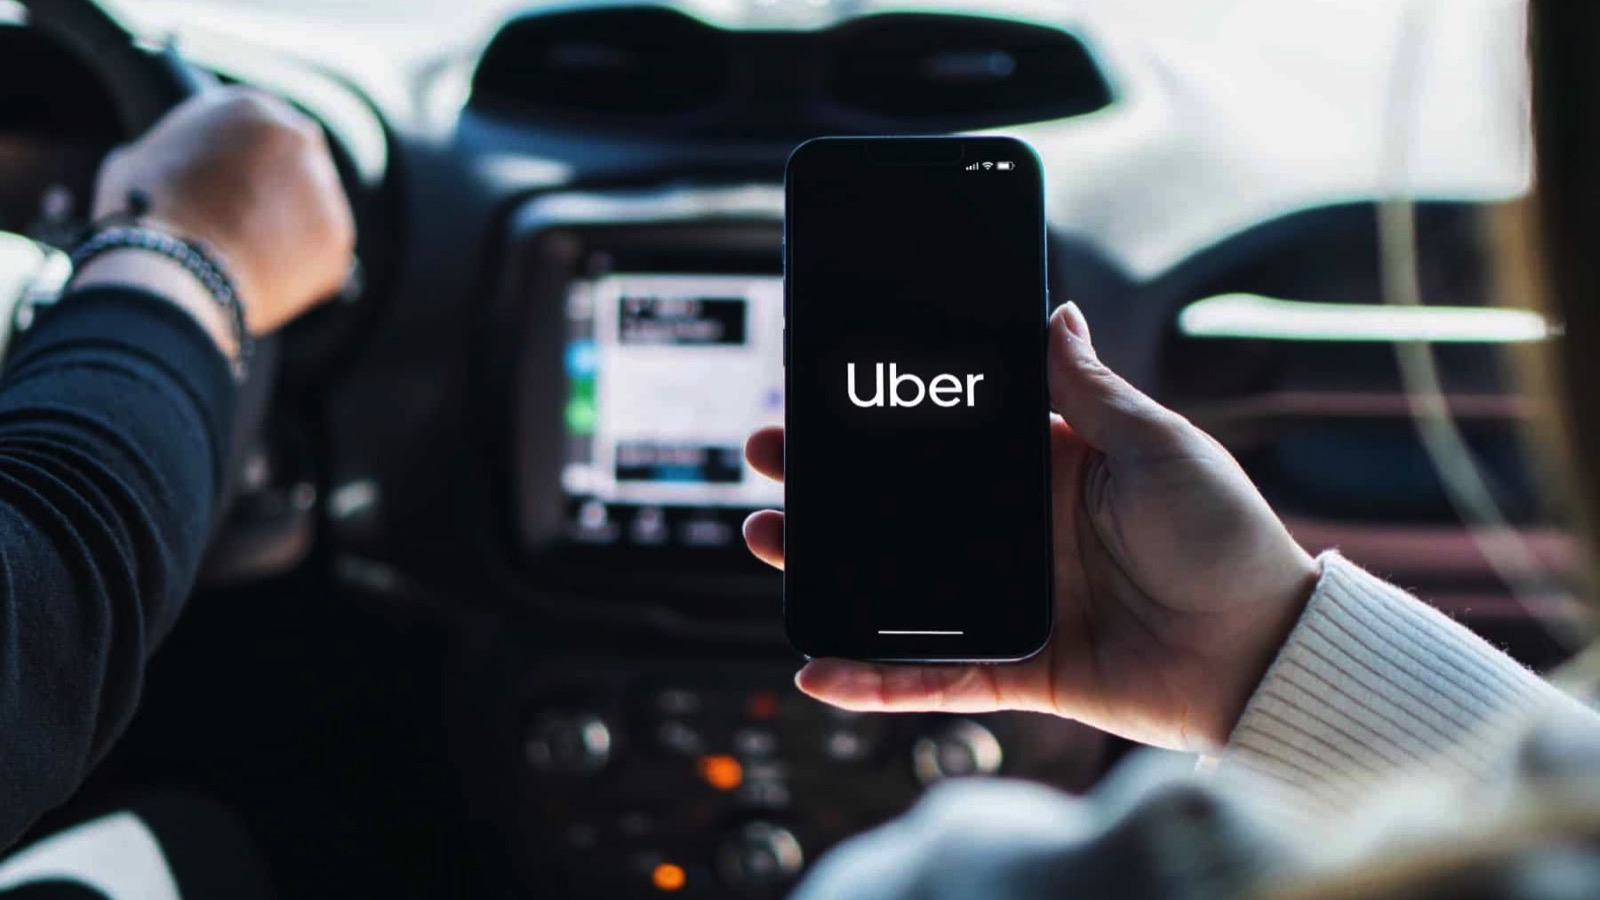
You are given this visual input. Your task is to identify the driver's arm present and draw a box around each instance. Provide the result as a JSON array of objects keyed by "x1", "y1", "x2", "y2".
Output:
[{"x1": 0, "y1": 88, "x2": 352, "y2": 850}]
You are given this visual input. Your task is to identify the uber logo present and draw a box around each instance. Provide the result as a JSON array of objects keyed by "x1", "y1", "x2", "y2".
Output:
[{"x1": 847, "y1": 362, "x2": 985, "y2": 408}]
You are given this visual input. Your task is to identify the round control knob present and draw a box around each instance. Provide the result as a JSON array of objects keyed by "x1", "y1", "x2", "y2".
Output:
[
  {"x1": 524, "y1": 712, "x2": 612, "y2": 774},
  {"x1": 718, "y1": 822, "x2": 804, "y2": 888},
  {"x1": 912, "y1": 719, "x2": 1003, "y2": 785}
]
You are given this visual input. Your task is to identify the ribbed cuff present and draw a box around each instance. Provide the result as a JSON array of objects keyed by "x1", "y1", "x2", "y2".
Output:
[{"x1": 1221, "y1": 552, "x2": 1564, "y2": 808}]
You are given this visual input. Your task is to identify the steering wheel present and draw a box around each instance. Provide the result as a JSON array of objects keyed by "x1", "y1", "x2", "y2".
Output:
[{"x1": 2, "y1": 0, "x2": 280, "y2": 517}]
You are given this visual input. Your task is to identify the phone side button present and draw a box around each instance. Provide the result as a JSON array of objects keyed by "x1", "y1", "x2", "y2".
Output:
[{"x1": 782, "y1": 326, "x2": 788, "y2": 367}]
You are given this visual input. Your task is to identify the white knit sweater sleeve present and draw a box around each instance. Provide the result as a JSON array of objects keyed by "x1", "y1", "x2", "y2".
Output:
[{"x1": 1221, "y1": 552, "x2": 1590, "y2": 807}]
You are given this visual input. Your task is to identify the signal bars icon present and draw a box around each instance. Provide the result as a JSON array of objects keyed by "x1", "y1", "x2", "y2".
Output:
[{"x1": 965, "y1": 162, "x2": 981, "y2": 171}]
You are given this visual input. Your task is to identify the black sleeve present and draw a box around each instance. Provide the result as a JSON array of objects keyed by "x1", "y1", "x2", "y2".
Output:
[{"x1": 0, "y1": 286, "x2": 236, "y2": 850}]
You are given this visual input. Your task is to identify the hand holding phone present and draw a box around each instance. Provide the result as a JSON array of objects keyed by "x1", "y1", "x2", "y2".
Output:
[{"x1": 746, "y1": 304, "x2": 1322, "y2": 753}]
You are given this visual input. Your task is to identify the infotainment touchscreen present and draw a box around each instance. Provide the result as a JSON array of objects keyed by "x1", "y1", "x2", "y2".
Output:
[{"x1": 561, "y1": 273, "x2": 784, "y2": 548}]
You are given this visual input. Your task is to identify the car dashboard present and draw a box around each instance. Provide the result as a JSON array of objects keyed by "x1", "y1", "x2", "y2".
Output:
[{"x1": 0, "y1": 2, "x2": 1570, "y2": 897}]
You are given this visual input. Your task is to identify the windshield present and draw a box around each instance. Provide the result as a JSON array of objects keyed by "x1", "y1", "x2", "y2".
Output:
[{"x1": 106, "y1": 0, "x2": 1526, "y2": 284}]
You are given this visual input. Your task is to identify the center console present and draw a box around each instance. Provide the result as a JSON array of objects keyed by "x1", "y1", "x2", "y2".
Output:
[
  {"x1": 450, "y1": 652, "x2": 1109, "y2": 899},
  {"x1": 496, "y1": 187, "x2": 790, "y2": 620},
  {"x1": 469, "y1": 186, "x2": 1111, "y2": 897}
]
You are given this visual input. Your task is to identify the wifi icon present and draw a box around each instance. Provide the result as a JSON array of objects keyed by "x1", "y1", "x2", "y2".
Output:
[{"x1": 983, "y1": 162, "x2": 994, "y2": 170}]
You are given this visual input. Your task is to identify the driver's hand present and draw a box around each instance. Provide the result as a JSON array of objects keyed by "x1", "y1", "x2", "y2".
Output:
[
  {"x1": 89, "y1": 87, "x2": 355, "y2": 335},
  {"x1": 742, "y1": 302, "x2": 1321, "y2": 753}
]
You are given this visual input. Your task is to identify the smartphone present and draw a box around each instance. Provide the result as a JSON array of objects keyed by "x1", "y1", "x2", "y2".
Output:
[{"x1": 783, "y1": 135, "x2": 1053, "y2": 663}]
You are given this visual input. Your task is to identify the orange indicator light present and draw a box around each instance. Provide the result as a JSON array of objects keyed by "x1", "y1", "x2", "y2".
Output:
[
  {"x1": 651, "y1": 862, "x2": 686, "y2": 892},
  {"x1": 698, "y1": 754, "x2": 743, "y2": 791}
]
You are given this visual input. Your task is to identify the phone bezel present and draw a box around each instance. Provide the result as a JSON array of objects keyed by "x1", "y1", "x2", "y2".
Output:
[{"x1": 781, "y1": 135, "x2": 1055, "y2": 663}]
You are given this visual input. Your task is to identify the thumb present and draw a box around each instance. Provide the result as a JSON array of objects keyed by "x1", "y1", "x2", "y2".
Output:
[
  {"x1": 1048, "y1": 302, "x2": 1182, "y2": 456},
  {"x1": 795, "y1": 657, "x2": 1056, "y2": 716}
]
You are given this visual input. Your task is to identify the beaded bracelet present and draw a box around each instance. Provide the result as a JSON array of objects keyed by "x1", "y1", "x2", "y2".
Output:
[{"x1": 67, "y1": 222, "x2": 253, "y2": 383}]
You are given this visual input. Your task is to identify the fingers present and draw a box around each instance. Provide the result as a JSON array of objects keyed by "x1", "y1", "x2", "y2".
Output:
[
  {"x1": 742, "y1": 429, "x2": 785, "y2": 568},
  {"x1": 795, "y1": 657, "x2": 1052, "y2": 715},
  {"x1": 1048, "y1": 302, "x2": 1185, "y2": 458},
  {"x1": 742, "y1": 509, "x2": 784, "y2": 569},
  {"x1": 90, "y1": 147, "x2": 132, "y2": 220},
  {"x1": 745, "y1": 426, "x2": 784, "y2": 483}
]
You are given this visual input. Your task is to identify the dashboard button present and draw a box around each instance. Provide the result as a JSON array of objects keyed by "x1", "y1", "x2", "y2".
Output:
[
  {"x1": 912, "y1": 719, "x2": 1003, "y2": 784},
  {"x1": 718, "y1": 822, "x2": 804, "y2": 888},
  {"x1": 737, "y1": 761, "x2": 791, "y2": 809},
  {"x1": 617, "y1": 810, "x2": 655, "y2": 839},
  {"x1": 653, "y1": 688, "x2": 702, "y2": 716},
  {"x1": 738, "y1": 778, "x2": 791, "y2": 809},
  {"x1": 630, "y1": 506, "x2": 669, "y2": 544},
  {"x1": 822, "y1": 727, "x2": 871, "y2": 763},
  {"x1": 525, "y1": 713, "x2": 612, "y2": 774},
  {"x1": 656, "y1": 720, "x2": 705, "y2": 756},
  {"x1": 680, "y1": 517, "x2": 733, "y2": 547},
  {"x1": 745, "y1": 690, "x2": 780, "y2": 721},
  {"x1": 733, "y1": 727, "x2": 778, "y2": 758}
]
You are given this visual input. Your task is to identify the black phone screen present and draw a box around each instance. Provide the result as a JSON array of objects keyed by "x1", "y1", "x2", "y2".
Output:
[{"x1": 783, "y1": 136, "x2": 1053, "y2": 661}]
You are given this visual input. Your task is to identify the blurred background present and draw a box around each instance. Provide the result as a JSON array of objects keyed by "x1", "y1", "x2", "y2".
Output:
[{"x1": 0, "y1": 1, "x2": 1569, "y2": 897}]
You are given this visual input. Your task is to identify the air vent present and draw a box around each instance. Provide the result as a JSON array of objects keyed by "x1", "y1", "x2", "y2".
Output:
[
  {"x1": 471, "y1": 8, "x2": 730, "y2": 119},
  {"x1": 468, "y1": 9, "x2": 1115, "y2": 135},
  {"x1": 823, "y1": 15, "x2": 1112, "y2": 129}
]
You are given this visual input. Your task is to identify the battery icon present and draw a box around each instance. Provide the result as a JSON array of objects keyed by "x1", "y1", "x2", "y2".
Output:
[{"x1": 996, "y1": 161, "x2": 1015, "y2": 170}]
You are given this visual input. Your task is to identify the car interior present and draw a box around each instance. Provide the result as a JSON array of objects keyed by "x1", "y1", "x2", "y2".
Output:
[{"x1": 0, "y1": 0, "x2": 1570, "y2": 897}]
